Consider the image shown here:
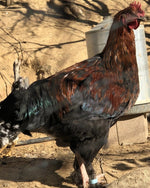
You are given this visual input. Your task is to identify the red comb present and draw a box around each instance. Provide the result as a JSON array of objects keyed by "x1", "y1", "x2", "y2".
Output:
[
  {"x1": 130, "y1": 1, "x2": 145, "y2": 15},
  {"x1": 130, "y1": 1, "x2": 141, "y2": 9}
]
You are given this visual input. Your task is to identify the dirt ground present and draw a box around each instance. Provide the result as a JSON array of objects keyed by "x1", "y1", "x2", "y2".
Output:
[
  {"x1": 0, "y1": 0, "x2": 150, "y2": 188},
  {"x1": 0, "y1": 131, "x2": 150, "y2": 188}
]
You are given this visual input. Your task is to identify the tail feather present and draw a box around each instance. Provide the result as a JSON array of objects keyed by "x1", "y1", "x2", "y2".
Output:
[{"x1": 0, "y1": 77, "x2": 68, "y2": 134}]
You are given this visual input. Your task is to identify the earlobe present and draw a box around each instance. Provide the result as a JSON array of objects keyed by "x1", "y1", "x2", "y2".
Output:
[{"x1": 121, "y1": 14, "x2": 126, "y2": 26}]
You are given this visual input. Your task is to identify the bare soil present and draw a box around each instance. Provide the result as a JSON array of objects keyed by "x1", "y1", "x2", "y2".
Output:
[
  {"x1": 0, "y1": 0, "x2": 150, "y2": 188},
  {"x1": 0, "y1": 132, "x2": 150, "y2": 188}
]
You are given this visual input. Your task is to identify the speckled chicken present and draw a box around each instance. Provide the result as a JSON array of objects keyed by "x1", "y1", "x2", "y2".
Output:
[{"x1": 0, "y1": 2, "x2": 145, "y2": 187}]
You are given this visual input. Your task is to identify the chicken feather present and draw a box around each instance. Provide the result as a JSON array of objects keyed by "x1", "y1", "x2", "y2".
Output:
[{"x1": 0, "y1": 2, "x2": 145, "y2": 187}]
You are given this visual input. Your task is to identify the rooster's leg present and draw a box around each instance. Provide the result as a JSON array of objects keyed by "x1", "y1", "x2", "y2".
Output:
[{"x1": 75, "y1": 151, "x2": 89, "y2": 188}]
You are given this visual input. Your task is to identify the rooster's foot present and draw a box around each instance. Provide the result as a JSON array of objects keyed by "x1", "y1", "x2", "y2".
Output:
[{"x1": 89, "y1": 174, "x2": 107, "y2": 187}]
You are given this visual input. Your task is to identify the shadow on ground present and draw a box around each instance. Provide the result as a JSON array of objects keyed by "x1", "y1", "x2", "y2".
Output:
[{"x1": 0, "y1": 157, "x2": 72, "y2": 188}]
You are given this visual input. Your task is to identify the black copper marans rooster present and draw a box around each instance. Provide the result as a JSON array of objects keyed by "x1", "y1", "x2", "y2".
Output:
[{"x1": 0, "y1": 2, "x2": 145, "y2": 187}]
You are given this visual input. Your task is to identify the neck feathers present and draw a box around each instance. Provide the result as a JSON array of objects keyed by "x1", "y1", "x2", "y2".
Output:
[{"x1": 101, "y1": 20, "x2": 136, "y2": 70}]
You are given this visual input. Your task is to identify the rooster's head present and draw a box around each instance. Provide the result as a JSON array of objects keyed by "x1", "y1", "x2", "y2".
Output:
[{"x1": 115, "y1": 1, "x2": 145, "y2": 30}]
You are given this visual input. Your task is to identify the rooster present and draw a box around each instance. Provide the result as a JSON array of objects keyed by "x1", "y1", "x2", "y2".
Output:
[{"x1": 0, "y1": 2, "x2": 145, "y2": 187}]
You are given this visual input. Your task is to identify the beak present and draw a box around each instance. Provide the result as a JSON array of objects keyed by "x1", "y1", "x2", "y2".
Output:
[{"x1": 138, "y1": 16, "x2": 145, "y2": 21}]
